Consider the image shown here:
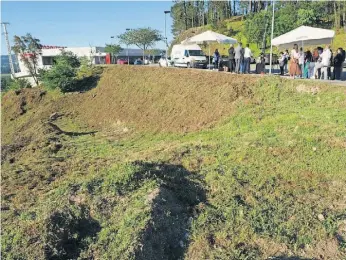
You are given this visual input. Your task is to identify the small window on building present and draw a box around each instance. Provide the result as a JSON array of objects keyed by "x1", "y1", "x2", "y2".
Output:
[{"x1": 42, "y1": 56, "x2": 53, "y2": 65}]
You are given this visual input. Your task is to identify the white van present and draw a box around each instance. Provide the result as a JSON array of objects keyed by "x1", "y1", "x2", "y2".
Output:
[{"x1": 171, "y1": 44, "x2": 207, "y2": 68}]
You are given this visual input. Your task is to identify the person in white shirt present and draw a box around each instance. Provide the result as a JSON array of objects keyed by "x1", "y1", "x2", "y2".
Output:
[
  {"x1": 314, "y1": 45, "x2": 332, "y2": 80},
  {"x1": 320, "y1": 45, "x2": 331, "y2": 80},
  {"x1": 243, "y1": 44, "x2": 252, "y2": 74}
]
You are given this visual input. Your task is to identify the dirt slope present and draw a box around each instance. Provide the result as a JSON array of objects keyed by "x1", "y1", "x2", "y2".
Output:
[
  {"x1": 2, "y1": 67, "x2": 346, "y2": 260},
  {"x1": 74, "y1": 66, "x2": 257, "y2": 132}
]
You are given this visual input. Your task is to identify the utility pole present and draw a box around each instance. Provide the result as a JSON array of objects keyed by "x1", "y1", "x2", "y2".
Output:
[
  {"x1": 1, "y1": 22, "x2": 16, "y2": 78},
  {"x1": 269, "y1": 0, "x2": 275, "y2": 75},
  {"x1": 164, "y1": 10, "x2": 171, "y2": 62},
  {"x1": 126, "y1": 28, "x2": 131, "y2": 65}
]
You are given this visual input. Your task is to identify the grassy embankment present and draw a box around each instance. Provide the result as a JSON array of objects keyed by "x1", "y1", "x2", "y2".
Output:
[{"x1": 1, "y1": 66, "x2": 346, "y2": 259}]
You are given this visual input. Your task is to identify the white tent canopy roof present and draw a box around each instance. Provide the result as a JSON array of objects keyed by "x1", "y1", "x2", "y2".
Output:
[
  {"x1": 271, "y1": 26, "x2": 335, "y2": 49},
  {"x1": 182, "y1": 30, "x2": 237, "y2": 45}
]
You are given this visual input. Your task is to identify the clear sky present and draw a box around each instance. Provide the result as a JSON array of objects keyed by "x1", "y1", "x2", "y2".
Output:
[{"x1": 1, "y1": 1, "x2": 174, "y2": 55}]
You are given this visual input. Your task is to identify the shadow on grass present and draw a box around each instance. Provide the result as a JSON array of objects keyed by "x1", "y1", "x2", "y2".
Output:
[
  {"x1": 43, "y1": 205, "x2": 100, "y2": 260},
  {"x1": 76, "y1": 75, "x2": 101, "y2": 92},
  {"x1": 132, "y1": 161, "x2": 206, "y2": 260},
  {"x1": 47, "y1": 122, "x2": 97, "y2": 136}
]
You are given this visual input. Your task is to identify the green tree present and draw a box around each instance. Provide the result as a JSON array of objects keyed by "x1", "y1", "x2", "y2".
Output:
[
  {"x1": 39, "y1": 51, "x2": 79, "y2": 93},
  {"x1": 144, "y1": 49, "x2": 162, "y2": 62},
  {"x1": 12, "y1": 33, "x2": 41, "y2": 86},
  {"x1": 244, "y1": 10, "x2": 271, "y2": 47},
  {"x1": 118, "y1": 28, "x2": 162, "y2": 61},
  {"x1": 104, "y1": 44, "x2": 123, "y2": 64}
]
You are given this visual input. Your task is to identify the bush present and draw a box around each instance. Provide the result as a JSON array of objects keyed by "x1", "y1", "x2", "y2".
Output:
[
  {"x1": 1, "y1": 77, "x2": 32, "y2": 92},
  {"x1": 1, "y1": 76, "x2": 13, "y2": 92},
  {"x1": 10, "y1": 78, "x2": 32, "y2": 91},
  {"x1": 40, "y1": 52, "x2": 102, "y2": 93},
  {"x1": 40, "y1": 63, "x2": 77, "y2": 92}
]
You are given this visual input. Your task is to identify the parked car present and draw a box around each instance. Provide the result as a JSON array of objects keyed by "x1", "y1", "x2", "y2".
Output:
[
  {"x1": 117, "y1": 58, "x2": 128, "y2": 65},
  {"x1": 158, "y1": 57, "x2": 174, "y2": 67},
  {"x1": 134, "y1": 59, "x2": 143, "y2": 65},
  {"x1": 117, "y1": 59, "x2": 128, "y2": 65}
]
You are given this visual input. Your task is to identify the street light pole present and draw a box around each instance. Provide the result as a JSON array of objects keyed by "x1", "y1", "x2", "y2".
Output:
[
  {"x1": 269, "y1": 0, "x2": 275, "y2": 75},
  {"x1": 110, "y1": 36, "x2": 114, "y2": 64},
  {"x1": 126, "y1": 28, "x2": 130, "y2": 65},
  {"x1": 164, "y1": 11, "x2": 171, "y2": 63}
]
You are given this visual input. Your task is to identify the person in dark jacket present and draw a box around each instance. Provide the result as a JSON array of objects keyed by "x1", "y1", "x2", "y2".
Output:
[
  {"x1": 234, "y1": 42, "x2": 244, "y2": 74},
  {"x1": 278, "y1": 52, "x2": 286, "y2": 76},
  {"x1": 333, "y1": 48, "x2": 344, "y2": 80},
  {"x1": 228, "y1": 44, "x2": 235, "y2": 73},
  {"x1": 213, "y1": 49, "x2": 220, "y2": 69},
  {"x1": 328, "y1": 49, "x2": 333, "y2": 79},
  {"x1": 304, "y1": 50, "x2": 313, "y2": 79},
  {"x1": 256, "y1": 53, "x2": 265, "y2": 74}
]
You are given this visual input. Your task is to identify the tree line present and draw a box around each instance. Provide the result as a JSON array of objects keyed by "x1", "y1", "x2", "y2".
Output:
[{"x1": 170, "y1": 1, "x2": 346, "y2": 37}]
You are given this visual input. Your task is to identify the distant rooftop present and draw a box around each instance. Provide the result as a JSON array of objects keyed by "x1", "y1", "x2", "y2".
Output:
[{"x1": 117, "y1": 48, "x2": 164, "y2": 57}]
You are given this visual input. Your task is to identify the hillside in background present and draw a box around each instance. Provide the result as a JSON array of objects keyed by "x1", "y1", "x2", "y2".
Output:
[
  {"x1": 169, "y1": 17, "x2": 346, "y2": 58},
  {"x1": 2, "y1": 66, "x2": 346, "y2": 259},
  {"x1": 169, "y1": 1, "x2": 346, "y2": 57}
]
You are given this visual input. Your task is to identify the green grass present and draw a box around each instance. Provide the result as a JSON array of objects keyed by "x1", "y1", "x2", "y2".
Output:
[{"x1": 2, "y1": 77, "x2": 346, "y2": 259}]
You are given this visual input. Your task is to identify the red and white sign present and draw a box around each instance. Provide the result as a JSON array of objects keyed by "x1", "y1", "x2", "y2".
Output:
[{"x1": 40, "y1": 45, "x2": 66, "y2": 49}]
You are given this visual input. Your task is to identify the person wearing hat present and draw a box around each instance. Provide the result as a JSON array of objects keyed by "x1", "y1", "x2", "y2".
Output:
[{"x1": 228, "y1": 44, "x2": 235, "y2": 73}]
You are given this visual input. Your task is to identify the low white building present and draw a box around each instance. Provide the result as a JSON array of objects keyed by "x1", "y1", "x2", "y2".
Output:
[
  {"x1": 14, "y1": 46, "x2": 106, "y2": 81},
  {"x1": 14, "y1": 45, "x2": 164, "y2": 85}
]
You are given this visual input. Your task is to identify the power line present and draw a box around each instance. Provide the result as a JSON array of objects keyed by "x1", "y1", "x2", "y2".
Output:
[{"x1": 1, "y1": 22, "x2": 16, "y2": 78}]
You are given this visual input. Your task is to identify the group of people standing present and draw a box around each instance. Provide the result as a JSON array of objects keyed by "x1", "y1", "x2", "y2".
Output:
[
  {"x1": 279, "y1": 45, "x2": 345, "y2": 80},
  {"x1": 213, "y1": 42, "x2": 253, "y2": 74},
  {"x1": 212, "y1": 42, "x2": 344, "y2": 81}
]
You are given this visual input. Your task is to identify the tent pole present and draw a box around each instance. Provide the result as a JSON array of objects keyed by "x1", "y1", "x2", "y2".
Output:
[{"x1": 269, "y1": 0, "x2": 275, "y2": 75}]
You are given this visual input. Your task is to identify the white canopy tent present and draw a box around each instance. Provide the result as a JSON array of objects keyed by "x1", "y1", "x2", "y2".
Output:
[
  {"x1": 182, "y1": 30, "x2": 237, "y2": 68},
  {"x1": 271, "y1": 26, "x2": 335, "y2": 49}
]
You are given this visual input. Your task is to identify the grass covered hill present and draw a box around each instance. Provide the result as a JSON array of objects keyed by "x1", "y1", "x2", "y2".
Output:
[{"x1": 2, "y1": 66, "x2": 346, "y2": 259}]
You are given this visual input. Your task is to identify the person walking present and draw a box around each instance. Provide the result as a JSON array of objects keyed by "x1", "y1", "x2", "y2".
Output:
[
  {"x1": 243, "y1": 44, "x2": 252, "y2": 74},
  {"x1": 333, "y1": 48, "x2": 344, "y2": 80},
  {"x1": 289, "y1": 44, "x2": 301, "y2": 79},
  {"x1": 228, "y1": 44, "x2": 236, "y2": 73},
  {"x1": 213, "y1": 49, "x2": 220, "y2": 70},
  {"x1": 234, "y1": 42, "x2": 243, "y2": 74}
]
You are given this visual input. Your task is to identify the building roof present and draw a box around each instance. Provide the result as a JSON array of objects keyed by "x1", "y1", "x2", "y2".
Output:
[{"x1": 117, "y1": 48, "x2": 164, "y2": 56}]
